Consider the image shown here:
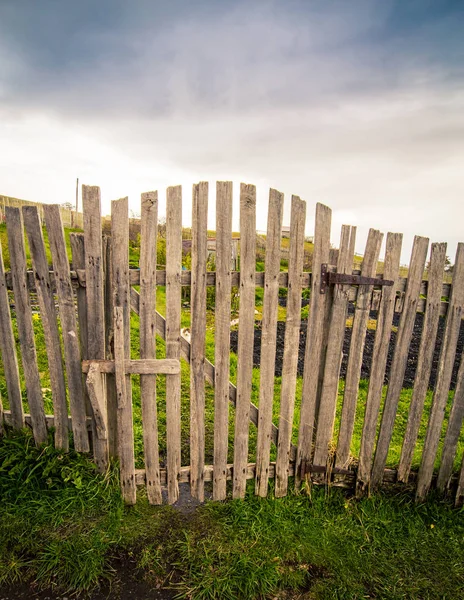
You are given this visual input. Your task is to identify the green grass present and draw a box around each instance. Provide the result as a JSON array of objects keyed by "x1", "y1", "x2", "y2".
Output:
[{"x1": 0, "y1": 428, "x2": 463, "y2": 598}]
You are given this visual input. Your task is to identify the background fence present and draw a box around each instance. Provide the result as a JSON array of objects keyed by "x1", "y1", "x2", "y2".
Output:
[{"x1": 0, "y1": 183, "x2": 463, "y2": 507}]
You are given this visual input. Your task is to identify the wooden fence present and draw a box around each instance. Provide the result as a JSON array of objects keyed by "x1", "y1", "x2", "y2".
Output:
[{"x1": 0, "y1": 183, "x2": 463, "y2": 507}]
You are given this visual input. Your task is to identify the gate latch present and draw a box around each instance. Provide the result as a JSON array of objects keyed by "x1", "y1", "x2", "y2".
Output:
[{"x1": 320, "y1": 264, "x2": 394, "y2": 294}]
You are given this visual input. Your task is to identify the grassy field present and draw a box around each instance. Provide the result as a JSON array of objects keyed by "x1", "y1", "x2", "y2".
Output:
[{"x1": 0, "y1": 429, "x2": 463, "y2": 598}]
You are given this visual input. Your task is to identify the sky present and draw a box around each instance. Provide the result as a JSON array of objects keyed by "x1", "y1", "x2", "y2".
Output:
[{"x1": 0, "y1": 0, "x2": 463, "y2": 264}]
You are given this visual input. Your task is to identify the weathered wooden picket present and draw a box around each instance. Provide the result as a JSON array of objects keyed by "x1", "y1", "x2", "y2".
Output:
[{"x1": 0, "y1": 183, "x2": 463, "y2": 507}]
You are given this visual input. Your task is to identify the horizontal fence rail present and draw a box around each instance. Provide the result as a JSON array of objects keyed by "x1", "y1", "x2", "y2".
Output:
[{"x1": 0, "y1": 182, "x2": 463, "y2": 507}]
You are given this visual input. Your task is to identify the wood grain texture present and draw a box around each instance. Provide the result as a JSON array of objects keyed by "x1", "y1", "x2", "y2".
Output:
[
  {"x1": 371, "y1": 236, "x2": 429, "y2": 489},
  {"x1": 295, "y1": 203, "x2": 332, "y2": 489},
  {"x1": 356, "y1": 232, "x2": 403, "y2": 496},
  {"x1": 456, "y1": 453, "x2": 464, "y2": 506},
  {"x1": 190, "y1": 182, "x2": 208, "y2": 501},
  {"x1": 86, "y1": 362, "x2": 107, "y2": 440},
  {"x1": 112, "y1": 198, "x2": 136, "y2": 504},
  {"x1": 70, "y1": 233, "x2": 94, "y2": 444},
  {"x1": 44, "y1": 204, "x2": 90, "y2": 452},
  {"x1": 139, "y1": 191, "x2": 162, "y2": 504},
  {"x1": 335, "y1": 229, "x2": 383, "y2": 470},
  {"x1": 103, "y1": 235, "x2": 118, "y2": 458},
  {"x1": 165, "y1": 186, "x2": 182, "y2": 504},
  {"x1": 437, "y1": 352, "x2": 464, "y2": 492},
  {"x1": 255, "y1": 188, "x2": 284, "y2": 496},
  {"x1": 275, "y1": 196, "x2": 306, "y2": 497},
  {"x1": 0, "y1": 221, "x2": 24, "y2": 429},
  {"x1": 416, "y1": 243, "x2": 464, "y2": 500},
  {"x1": 397, "y1": 243, "x2": 447, "y2": 483},
  {"x1": 313, "y1": 225, "x2": 356, "y2": 473},
  {"x1": 233, "y1": 183, "x2": 257, "y2": 499},
  {"x1": 213, "y1": 181, "x2": 233, "y2": 501},
  {"x1": 82, "y1": 186, "x2": 108, "y2": 470},
  {"x1": 22, "y1": 206, "x2": 68, "y2": 450},
  {"x1": 82, "y1": 359, "x2": 180, "y2": 374},
  {"x1": 5, "y1": 206, "x2": 47, "y2": 445}
]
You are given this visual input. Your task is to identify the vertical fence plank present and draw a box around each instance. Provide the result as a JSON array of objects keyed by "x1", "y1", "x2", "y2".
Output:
[
  {"x1": 213, "y1": 181, "x2": 233, "y2": 501},
  {"x1": 140, "y1": 191, "x2": 162, "y2": 505},
  {"x1": 70, "y1": 233, "x2": 94, "y2": 442},
  {"x1": 437, "y1": 354, "x2": 464, "y2": 492},
  {"x1": 233, "y1": 183, "x2": 257, "y2": 499},
  {"x1": 275, "y1": 196, "x2": 306, "y2": 497},
  {"x1": 313, "y1": 225, "x2": 356, "y2": 472},
  {"x1": 295, "y1": 203, "x2": 332, "y2": 489},
  {"x1": 190, "y1": 182, "x2": 208, "y2": 501},
  {"x1": 5, "y1": 207, "x2": 47, "y2": 445},
  {"x1": 456, "y1": 453, "x2": 464, "y2": 506},
  {"x1": 255, "y1": 188, "x2": 284, "y2": 496},
  {"x1": 103, "y1": 235, "x2": 118, "y2": 458},
  {"x1": 416, "y1": 243, "x2": 464, "y2": 500},
  {"x1": 43, "y1": 204, "x2": 90, "y2": 453},
  {"x1": 22, "y1": 206, "x2": 69, "y2": 450},
  {"x1": 397, "y1": 242, "x2": 447, "y2": 482},
  {"x1": 0, "y1": 225, "x2": 24, "y2": 429},
  {"x1": 335, "y1": 229, "x2": 383, "y2": 470},
  {"x1": 371, "y1": 236, "x2": 429, "y2": 488},
  {"x1": 356, "y1": 232, "x2": 402, "y2": 495},
  {"x1": 82, "y1": 185, "x2": 108, "y2": 470},
  {"x1": 112, "y1": 197, "x2": 136, "y2": 504},
  {"x1": 165, "y1": 186, "x2": 182, "y2": 504}
]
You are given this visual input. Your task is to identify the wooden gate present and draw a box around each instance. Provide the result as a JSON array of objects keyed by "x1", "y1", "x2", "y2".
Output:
[{"x1": 1, "y1": 182, "x2": 464, "y2": 506}]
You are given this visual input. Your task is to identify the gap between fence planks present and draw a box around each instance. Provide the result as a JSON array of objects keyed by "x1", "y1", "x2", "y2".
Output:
[
  {"x1": 233, "y1": 183, "x2": 257, "y2": 499},
  {"x1": 313, "y1": 225, "x2": 356, "y2": 475},
  {"x1": 112, "y1": 197, "x2": 136, "y2": 504},
  {"x1": 416, "y1": 243, "x2": 464, "y2": 500},
  {"x1": 255, "y1": 188, "x2": 284, "y2": 496},
  {"x1": 437, "y1": 351, "x2": 464, "y2": 493},
  {"x1": 139, "y1": 191, "x2": 162, "y2": 505},
  {"x1": 22, "y1": 205, "x2": 69, "y2": 451},
  {"x1": 82, "y1": 186, "x2": 108, "y2": 471},
  {"x1": 335, "y1": 228, "x2": 383, "y2": 471},
  {"x1": 275, "y1": 196, "x2": 306, "y2": 497},
  {"x1": 356, "y1": 232, "x2": 403, "y2": 495},
  {"x1": 0, "y1": 222, "x2": 24, "y2": 429},
  {"x1": 5, "y1": 206, "x2": 48, "y2": 445},
  {"x1": 165, "y1": 185, "x2": 183, "y2": 504},
  {"x1": 397, "y1": 243, "x2": 447, "y2": 483},
  {"x1": 44, "y1": 204, "x2": 90, "y2": 453},
  {"x1": 190, "y1": 182, "x2": 208, "y2": 501},
  {"x1": 370, "y1": 235, "x2": 429, "y2": 489},
  {"x1": 295, "y1": 203, "x2": 332, "y2": 489},
  {"x1": 213, "y1": 181, "x2": 233, "y2": 501}
]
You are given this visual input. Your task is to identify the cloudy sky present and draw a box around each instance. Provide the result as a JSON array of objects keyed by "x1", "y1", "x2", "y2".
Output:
[{"x1": 0, "y1": 0, "x2": 463, "y2": 263}]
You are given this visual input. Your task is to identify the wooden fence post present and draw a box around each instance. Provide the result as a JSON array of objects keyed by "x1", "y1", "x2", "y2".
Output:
[
  {"x1": 213, "y1": 181, "x2": 233, "y2": 501},
  {"x1": 22, "y1": 206, "x2": 69, "y2": 451},
  {"x1": 190, "y1": 182, "x2": 208, "y2": 501},
  {"x1": 255, "y1": 188, "x2": 284, "y2": 496},
  {"x1": 165, "y1": 186, "x2": 182, "y2": 504},
  {"x1": 275, "y1": 196, "x2": 306, "y2": 497},
  {"x1": 139, "y1": 191, "x2": 162, "y2": 505},
  {"x1": 82, "y1": 185, "x2": 108, "y2": 471},
  {"x1": 233, "y1": 183, "x2": 256, "y2": 499},
  {"x1": 5, "y1": 206, "x2": 47, "y2": 445},
  {"x1": 356, "y1": 232, "x2": 402, "y2": 496},
  {"x1": 44, "y1": 204, "x2": 90, "y2": 453},
  {"x1": 295, "y1": 203, "x2": 332, "y2": 490}
]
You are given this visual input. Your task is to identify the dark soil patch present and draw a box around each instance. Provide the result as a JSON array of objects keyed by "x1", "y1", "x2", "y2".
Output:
[{"x1": 230, "y1": 303, "x2": 464, "y2": 390}]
